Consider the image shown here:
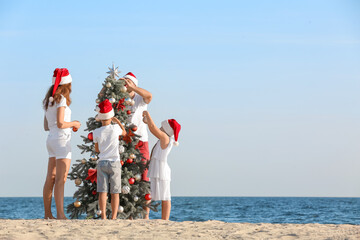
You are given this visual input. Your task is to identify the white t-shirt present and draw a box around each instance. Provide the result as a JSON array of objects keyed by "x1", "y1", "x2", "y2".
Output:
[
  {"x1": 128, "y1": 93, "x2": 148, "y2": 142},
  {"x1": 45, "y1": 95, "x2": 71, "y2": 136},
  {"x1": 93, "y1": 124, "x2": 123, "y2": 162}
]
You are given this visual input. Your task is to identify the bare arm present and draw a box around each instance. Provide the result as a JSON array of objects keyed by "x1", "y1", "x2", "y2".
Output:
[
  {"x1": 123, "y1": 78, "x2": 152, "y2": 104},
  {"x1": 57, "y1": 107, "x2": 81, "y2": 129},
  {"x1": 112, "y1": 117, "x2": 126, "y2": 136},
  {"x1": 142, "y1": 111, "x2": 169, "y2": 149},
  {"x1": 95, "y1": 143, "x2": 100, "y2": 153},
  {"x1": 44, "y1": 116, "x2": 49, "y2": 131}
]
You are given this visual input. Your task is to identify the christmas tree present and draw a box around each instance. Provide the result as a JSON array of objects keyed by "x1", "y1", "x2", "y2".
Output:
[{"x1": 66, "y1": 64, "x2": 158, "y2": 219}]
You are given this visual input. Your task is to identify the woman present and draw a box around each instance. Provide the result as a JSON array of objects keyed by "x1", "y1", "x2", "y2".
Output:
[{"x1": 42, "y1": 68, "x2": 81, "y2": 219}]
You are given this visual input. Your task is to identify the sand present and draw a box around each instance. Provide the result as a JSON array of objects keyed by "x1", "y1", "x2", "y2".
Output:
[{"x1": 0, "y1": 219, "x2": 359, "y2": 239}]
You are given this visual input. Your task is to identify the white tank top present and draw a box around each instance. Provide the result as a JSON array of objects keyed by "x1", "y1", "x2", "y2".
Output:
[
  {"x1": 45, "y1": 95, "x2": 71, "y2": 137},
  {"x1": 148, "y1": 138, "x2": 174, "y2": 181}
]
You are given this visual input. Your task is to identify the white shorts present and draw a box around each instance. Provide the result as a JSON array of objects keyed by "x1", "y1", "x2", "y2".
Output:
[
  {"x1": 46, "y1": 133, "x2": 71, "y2": 159},
  {"x1": 150, "y1": 178, "x2": 171, "y2": 201}
]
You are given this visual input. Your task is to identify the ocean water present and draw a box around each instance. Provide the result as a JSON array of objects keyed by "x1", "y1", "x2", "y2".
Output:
[{"x1": 0, "y1": 197, "x2": 359, "y2": 224}]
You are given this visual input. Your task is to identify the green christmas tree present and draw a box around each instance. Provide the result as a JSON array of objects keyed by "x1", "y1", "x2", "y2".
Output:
[{"x1": 66, "y1": 64, "x2": 158, "y2": 219}]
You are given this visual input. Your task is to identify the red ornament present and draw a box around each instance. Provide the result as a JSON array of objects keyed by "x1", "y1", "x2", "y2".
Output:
[
  {"x1": 126, "y1": 159, "x2": 133, "y2": 164},
  {"x1": 131, "y1": 125, "x2": 137, "y2": 132},
  {"x1": 72, "y1": 127, "x2": 78, "y2": 132},
  {"x1": 145, "y1": 194, "x2": 152, "y2": 200},
  {"x1": 92, "y1": 190, "x2": 97, "y2": 195},
  {"x1": 88, "y1": 132, "x2": 93, "y2": 141},
  {"x1": 120, "y1": 160, "x2": 124, "y2": 166},
  {"x1": 127, "y1": 110, "x2": 132, "y2": 115},
  {"x1": 128, "y1": 178, "x2": 135, "y2": 185}
]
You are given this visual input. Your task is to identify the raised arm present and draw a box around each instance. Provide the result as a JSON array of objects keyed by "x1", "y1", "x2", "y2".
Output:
[
  {"x1": 112, "y1": 117, "x2": 126, "y2": 136},
  {"x1": 44, "y1": 115, "x2": 49, "y2": 131},
  {"x1": 142, "y1": 111, "x2": 169, "y2": 149},
  {"x1": 57, "y1": 107, "x2": 81, "y2": 129},
  {"x1": 122, "y1": 78, "x2": 152, "y2": 104}
]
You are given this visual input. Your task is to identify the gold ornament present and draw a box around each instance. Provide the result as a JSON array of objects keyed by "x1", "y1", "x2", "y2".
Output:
[
  {"x1": 106, "y1": 82, "x2": 112, "y2": 88},
  {"x1": 74, "y1": 200, "x2": 81, "y2": 208},
  {"x1": 75, "y1": 178, "x2": 82, "y2": 186},
  {"x1": 81, "y1": 159, "x2": 86, "y2": 164}
]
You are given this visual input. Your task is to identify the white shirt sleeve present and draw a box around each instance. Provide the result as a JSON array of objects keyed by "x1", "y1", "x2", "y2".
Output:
[
  {"x1": 57, "y1": 95, "x2": 67, "y2": 108},
  {"x1": 93, "y1": 130, "x2": 98, "y2": 143},
  {"x1": 134, "y1": 94, "x2": 146, "y2": 108},
  {"x1": 114, "y1": 124, "x2": 123, "y2": 136}
]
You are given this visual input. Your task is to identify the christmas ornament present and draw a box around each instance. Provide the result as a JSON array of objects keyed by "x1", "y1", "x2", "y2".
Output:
[
  {"x1": 96, "y1": 99, "x2": 100, "y2": 103},
  {"x1": 131, "y1": 99, "x2": 135, "y2": 106},
  {"x1": 74, "y1": 200, "x2": 81, "y2": 207},
  {"x1": 121, "y1": 186, "x2": 130, "y2": 194},
  {"x1": 131, "y1": 125, "x2": 137, "y2": 132},
  {"x1": 119, "y1": 146, "x2": 125, "y2": 153},
  {"x1": 123, "y1": 130, "x2": 135, "y2": 144},
  {"x1": 133, "y1": 196, "x2": 139, "y2": 202},
  {"x1": 109, "y1": 97, "x2": 116, "y2": 104},
  {"x1": 72, "y1": 127, "x2": 78, "y2": 132},
  {"x1": 125, "y1": 98, "x2": 132, "y2": 105},
  {"x1": 106, "y1": 63, "x2": 120, "y2": 79},
  {"x1": 96, "y1": 210, "x2": 102, "y2": 216},
  {"x1": 88, "y1": 132, "x2": 93, "y2": 141},
  {"x1": 134, "y1": 174, "x2": 141, "y2": 181},
  {"x1": 126, "y1": 110, "x2": 132, "y2": 115},
  {"x1": 118, "y1": 206, "x2": 124, "y2": 213},
  {"x1": 81, "y1": 159, "x2": 86, "y2": 164},
  {"x1": 145, "y1": 194, "x2": 152, "y2": 201},
  {"x1": 120, "y1": 86, "x2": 127, "y2": 92},
  {"x1": 106, "y1": 82, "x2": 112, "y2": 88},
  {"x1": 75, "y1": 178, "x2": 82, "y2": 186},
  {"x1": 128, "y1": 178, "x2": 135, "y2": 185},
  {"x1": 126, "y1": 159, "x2": 133, "y2": 164},
  {"x1": 129, "y1": 153, "x2": 136, "y2": 159},
  {"x1": 92, "y1": 190, "x2": 97, "y2": 195},
  {"x1": 90, "y1": 154, "x2": 97, "y2": 161},
  {"x1": 120, "y1": 160, "x2": 124, "y2": 166}
]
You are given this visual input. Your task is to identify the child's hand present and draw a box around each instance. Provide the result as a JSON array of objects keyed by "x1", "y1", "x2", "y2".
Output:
[
  {"x1": 73, "y1": 120, "x2": 81, "y2": 129},
  {"x1": 112, "y1": 117, "x2": 120, "y2": 123},
  {"x1": 142, "y1": 111, "x2": 150, "y2": 124}
]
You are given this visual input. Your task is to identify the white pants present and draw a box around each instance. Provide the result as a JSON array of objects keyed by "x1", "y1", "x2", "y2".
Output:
[
  {"x1": 46, "y1": 133, "x2": 71, "y2": 159},
  {"x1": 150, "y1": 178, "x2": 171, "y2": 201}
]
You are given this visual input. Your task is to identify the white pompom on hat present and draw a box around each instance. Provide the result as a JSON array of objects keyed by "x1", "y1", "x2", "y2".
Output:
[
  {"x1": 161, "y1": 119, "x2": 181, "y2": 146},
  {"x1": 123, "y1": 72, "x2": 138, "y2": 86},
  {"x1": 95, "y1": 99, "x2": 115, "y2": 120},
  {"x1": 49, "y1": 68, "x2": 72, "y2": 102}
]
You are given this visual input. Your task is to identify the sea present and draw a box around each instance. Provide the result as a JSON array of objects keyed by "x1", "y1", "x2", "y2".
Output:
[{"x1": 0, "y1": 197, "x2": 359, "y2": 224}]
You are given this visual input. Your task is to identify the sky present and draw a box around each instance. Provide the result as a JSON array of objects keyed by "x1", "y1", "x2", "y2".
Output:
[{"x1": 0, "y1": 0, "x2": 359, "y2": 197}]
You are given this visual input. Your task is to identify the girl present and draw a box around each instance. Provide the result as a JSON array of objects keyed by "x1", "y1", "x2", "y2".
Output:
[
  {"x1": 142, "y1": 111, "x2": 181, "y2": 220},
  {"x1": 42, "y1": 68, "x2": 81, "y2": 219}
]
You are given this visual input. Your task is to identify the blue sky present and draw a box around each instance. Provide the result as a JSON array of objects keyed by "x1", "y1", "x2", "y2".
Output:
[{"x1": 0, "y1": 0, "x2": 359, "y2": 197}]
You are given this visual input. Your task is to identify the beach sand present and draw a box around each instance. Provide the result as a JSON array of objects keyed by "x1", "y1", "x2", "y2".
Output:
[{"x1": 0, "y1": 219, "x2": 359, "y2": 239}]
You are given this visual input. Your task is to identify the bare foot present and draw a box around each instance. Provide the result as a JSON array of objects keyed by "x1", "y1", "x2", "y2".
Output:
[
  {"x1": 44, "y1": 215, "x2": 56, "y2": 220},
  {"x1": 56, "y1": 216, "x2": 68, "y2": 220}
]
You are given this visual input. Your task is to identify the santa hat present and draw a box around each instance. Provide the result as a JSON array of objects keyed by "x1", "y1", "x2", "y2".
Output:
[
  {"x1": 95, "y1": 99, "x2": 114, "y2": 120},
  {"x1": 161, "y1": 119, "x2": 181, "y2": 146},
  {"x1": 123, "y1": 72, "x2": 138, "y2": 86},
  {"x1": 49, "y1": 68, "x2": 72, "y2": 102}
]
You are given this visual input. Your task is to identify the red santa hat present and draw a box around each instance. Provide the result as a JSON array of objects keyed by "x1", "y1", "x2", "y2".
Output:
[
  {"x1": 95, "y1": 99, "x2": 115, "y2": 120},
  {"x1": 123, "y1": 72, "x2": 138, "y2": 86},
  {"x1": 49, "y1": 68, "x2": 72, "y2": 102},
  {"x1": 161, "y1": 119, "x2": 181, "y2": 146}
]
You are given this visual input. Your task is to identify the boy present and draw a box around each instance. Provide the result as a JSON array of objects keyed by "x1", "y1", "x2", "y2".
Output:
[
  {"x1": 142, "y1": 110, "x2": 181, "y2": 220},
  {"x1": 93, "y1": 99, "x2": 126, "y2": 219}
]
